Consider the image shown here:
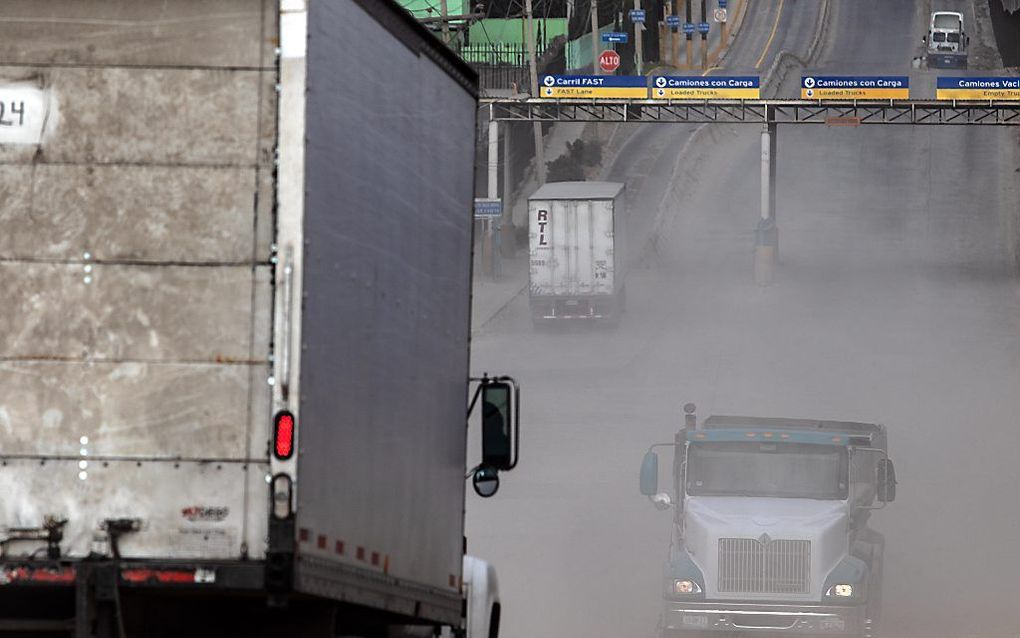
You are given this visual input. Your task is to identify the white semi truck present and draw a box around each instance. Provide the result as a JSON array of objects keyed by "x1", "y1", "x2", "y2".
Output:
[
  {"x1": 528, "y1": 181, "x2": 627, "y2": 326},
  {"x1": 640, "y1": 407, "x2": 897, "y2": 638},
  {"x1": 0, "y1": 1, "x2": 516, "y2": 636}
]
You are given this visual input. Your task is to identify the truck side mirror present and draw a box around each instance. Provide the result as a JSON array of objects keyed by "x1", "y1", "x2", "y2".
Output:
[
  {"x1": 481, "y1": 381, "x2": 516, "y2": 471},
  {"x1": 472, "y1": 466, "x2": 500, "y2": 498},
  {"x1": 640, "y1": 452, "x2": 659, "y2": 496},
  {"x1": 877, "y1": 459, "x2": 897, "y2": 503},
  {"x1": 922, "y1": 35, "x2": 927, "y2": 43}
]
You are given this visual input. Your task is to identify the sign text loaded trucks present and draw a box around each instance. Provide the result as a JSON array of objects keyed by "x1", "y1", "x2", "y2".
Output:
[
  {"x1": 0, "y1": 1, "x2": 518, "y2": 636},
  {"x1": 640, "y1": 407, "x2": 897, "y2": 638}
]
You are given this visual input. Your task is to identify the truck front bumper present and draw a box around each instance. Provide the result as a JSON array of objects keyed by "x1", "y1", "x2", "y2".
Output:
[{"x1": 662, "y1": 601, "x2": 865, "y2": 635}]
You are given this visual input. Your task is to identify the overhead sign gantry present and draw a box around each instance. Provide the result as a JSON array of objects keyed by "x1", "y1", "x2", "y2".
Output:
[{"x1": 485, "y1": 79, "x2": 1020, "y2": 285}]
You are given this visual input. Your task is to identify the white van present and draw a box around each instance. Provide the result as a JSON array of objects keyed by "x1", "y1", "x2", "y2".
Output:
[{"x1": 924, "y1": 11, "x2": 969, "y2": 68}]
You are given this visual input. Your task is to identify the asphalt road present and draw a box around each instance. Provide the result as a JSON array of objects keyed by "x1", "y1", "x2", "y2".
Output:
[{"x1": 468, "y1": 2, "x2": 1020, "y2": 638}]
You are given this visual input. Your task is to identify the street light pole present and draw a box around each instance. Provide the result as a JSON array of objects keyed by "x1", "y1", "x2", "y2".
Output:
[
  {"x1": 439, "y1": 0, "x2": 451, "y2": 44},
  {"x1": 700, "y1": 0, "x2": 708, "y2": 70},
  {"x1": 591, "y1": 0, "x2": 600, "y2": 74},
  {"x1": 633, "y1": 0, "x2": 644, "y2": 74},
  {"x1": 685, "y1": 0, "x2": 693, "y2": 68},
  {"x1": 525, "y1": 0, "x2": 546, "y2": 184}
]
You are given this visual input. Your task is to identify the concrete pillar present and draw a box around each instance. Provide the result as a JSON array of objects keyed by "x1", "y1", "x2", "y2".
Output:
[
  {"x1": 754, "y1": 119, "x2": 778, "y2": 286},
  {"x1": 485, "y1": 117, "x2": 499, "y2": 279}
]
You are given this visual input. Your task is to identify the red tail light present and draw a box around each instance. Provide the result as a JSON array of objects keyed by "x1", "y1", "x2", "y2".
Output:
[{"x1": 274, "y1": 411, "x2": 295, "y2": 460}]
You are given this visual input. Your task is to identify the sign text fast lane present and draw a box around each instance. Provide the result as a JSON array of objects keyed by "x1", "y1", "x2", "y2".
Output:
[{"x1": 540, "y1": 75, "x2": 647, "y2": 99}]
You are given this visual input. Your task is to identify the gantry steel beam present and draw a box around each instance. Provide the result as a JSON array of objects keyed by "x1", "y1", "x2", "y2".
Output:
[{"x1": 483, "y1": 99, "x2": 1020, "y2": 125}]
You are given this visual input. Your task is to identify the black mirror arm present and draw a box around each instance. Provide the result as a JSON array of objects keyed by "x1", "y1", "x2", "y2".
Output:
[{"x1": 466, "y1": 377, "x2": 487, "y2": 418}]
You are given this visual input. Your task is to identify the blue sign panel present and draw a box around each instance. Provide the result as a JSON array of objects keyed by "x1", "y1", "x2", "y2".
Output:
[
  {"x1": 666, "y1": 15, "x2": 681, "y2": 27},
  {"x1": 629, "y1": 9, "x2": 646, "y2": 23},
  {"x1": 801, "y1": 76, "x2": 909, "y2": 100},
  {"x1": 718, "y1": 0, "x2": 727, "y2": 7},
  {"x1": 682, "y1": 22, "x2": 695, "y2": 34},
  {"x1": 698, "y1": 21, "x2": 711, "y2": 33},
  {"x1": 936, "y1": 77, "x2": 1020, "y2": 99},
  {"x1": 652, "y1": 75, "x2": 760, "y2": 99},
  {"x1": 602, "y1": 31, "x2": 629, "y2": 43},
  {"x1": 474, "y1": 199, "x2": 503, "y2": 219},
  {"x1": 540, "y1": 75, "x2": 649, "y2": 99}
]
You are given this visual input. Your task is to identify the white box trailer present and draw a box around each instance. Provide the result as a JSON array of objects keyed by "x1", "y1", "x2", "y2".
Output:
[
  {"x1": 528, "y1": 181, "x2": 627, "y2": 325},
  {"x1": 0, "y1": 1, "x2": 516, "y2": 635}
]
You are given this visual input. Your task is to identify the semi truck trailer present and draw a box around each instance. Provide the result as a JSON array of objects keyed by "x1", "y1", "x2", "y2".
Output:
[
  {"x1": 0, "y1": 1, "x2": 517, "y2": 636},
  {"x1": 528, "y1": 181, "x2": 627, "y2": 326},
  {"x1": 640, "y1": 406, "x2": 897, "y2": 638}
]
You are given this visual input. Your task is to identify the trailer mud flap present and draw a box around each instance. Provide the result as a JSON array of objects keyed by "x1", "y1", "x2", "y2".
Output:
[
  {"x1": 75, "y1": 563, "x2": 123, "y2": 638},
  {"x1": 266, "y1": 516, "x2": 296, "y2": 597}
]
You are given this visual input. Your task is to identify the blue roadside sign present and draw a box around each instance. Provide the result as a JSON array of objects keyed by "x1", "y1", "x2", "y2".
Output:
[
  {"x1": 666, "y1": 15, "x2": 681, "y2": 27},
  {"x1": 718, "y1": 0, "x2": 727, "y2": 7},
  {"x1": 629, "y1": 9, "x2": 646, "y2": 23},
  {"x1": 601, "y1": 32, "x2": 629, "y2": 43},
  {"x1": 682, "y1": 22, "x2": 695, "y2": 34},
  {"x1": 698, "y1": 22, "x2": 711, "y2": 33},
  {"x1": 474, "y1": 198, "x2": 502, "y2": 219}
]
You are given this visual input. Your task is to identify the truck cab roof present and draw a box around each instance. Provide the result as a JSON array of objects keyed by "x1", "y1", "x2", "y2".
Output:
[
  {"x1": 694, "y1": 415, "x2": 886, "y2": 446},
  {"x1": 530, "y1": 181, "x2": 625, "y2": 200}
]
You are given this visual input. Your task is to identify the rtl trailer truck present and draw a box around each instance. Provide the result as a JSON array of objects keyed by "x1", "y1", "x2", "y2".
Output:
[
  {"x1": 0, "y1": 1, "x2": 518, "y2": 636},
  {"x1": 528, "y1": 182, "x2": 627, "y2": 326},
  {"x1": 640, "y1": 406, "x2": 897, "y2": 638}
]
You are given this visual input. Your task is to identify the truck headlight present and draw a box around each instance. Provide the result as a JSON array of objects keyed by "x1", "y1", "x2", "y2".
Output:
[
  {"x1": 826, "y1": 584, "x2": 853, "y2": 598},
  {"x1": 674, "y1": 579, "x2": 702, "y2": 594}
]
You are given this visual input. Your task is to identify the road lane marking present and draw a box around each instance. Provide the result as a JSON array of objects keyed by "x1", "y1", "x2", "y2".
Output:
[{"x1": 755, "y1": 0, "x2": 785, "y2": 69}]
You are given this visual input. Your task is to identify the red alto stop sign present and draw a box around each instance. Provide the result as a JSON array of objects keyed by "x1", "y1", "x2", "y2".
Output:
[{"x1": 599, "y1": 50, "x2": 620, "y2": 73}]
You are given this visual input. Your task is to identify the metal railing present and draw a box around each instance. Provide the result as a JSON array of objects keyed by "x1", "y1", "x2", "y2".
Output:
[
  {"x1": 481, "y1": 99, "x2": 1020, "y2": 125},
  {"x1": 461, "y1": 43, "x2": 547, "y2": 91}
]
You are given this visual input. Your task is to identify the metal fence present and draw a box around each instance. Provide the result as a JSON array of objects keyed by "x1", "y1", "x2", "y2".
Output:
[{"x1": 461, "y1": 43, "x2": 547, "y2": 91}]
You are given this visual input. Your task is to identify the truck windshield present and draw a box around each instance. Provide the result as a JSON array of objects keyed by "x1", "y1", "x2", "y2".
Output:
[
  {"x1": 946, "y1": 32, "x2": 961, "y2": 43},
  {"x1": 934, "y1": 15, "x2": 960, "y2": 29},
  {"x1": 933, "y1": 32, "x2": 947, "y2": 42},
  {"x1": 686, "y1": 442, "x2": 849, "y2": 500}
]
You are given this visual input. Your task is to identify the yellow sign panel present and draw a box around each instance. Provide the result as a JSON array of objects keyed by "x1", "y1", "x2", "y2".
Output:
[{"x1": 542, "y1": 86, "x2": 649, "y2": 98}]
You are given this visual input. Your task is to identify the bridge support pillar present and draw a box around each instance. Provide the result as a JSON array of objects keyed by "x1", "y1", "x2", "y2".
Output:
[{"x1": 755, "y1": 120, "x2": 778, "y2": 286}]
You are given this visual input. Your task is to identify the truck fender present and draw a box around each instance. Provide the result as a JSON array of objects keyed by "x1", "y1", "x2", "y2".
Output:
[{"x1": 463, "y1": 556, "x2": 500, "y2": 638}]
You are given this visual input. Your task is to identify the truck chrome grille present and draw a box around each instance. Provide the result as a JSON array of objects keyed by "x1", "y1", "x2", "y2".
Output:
[{"x1": 717, "y1": 537, "x2": 811, "y2": 594}]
